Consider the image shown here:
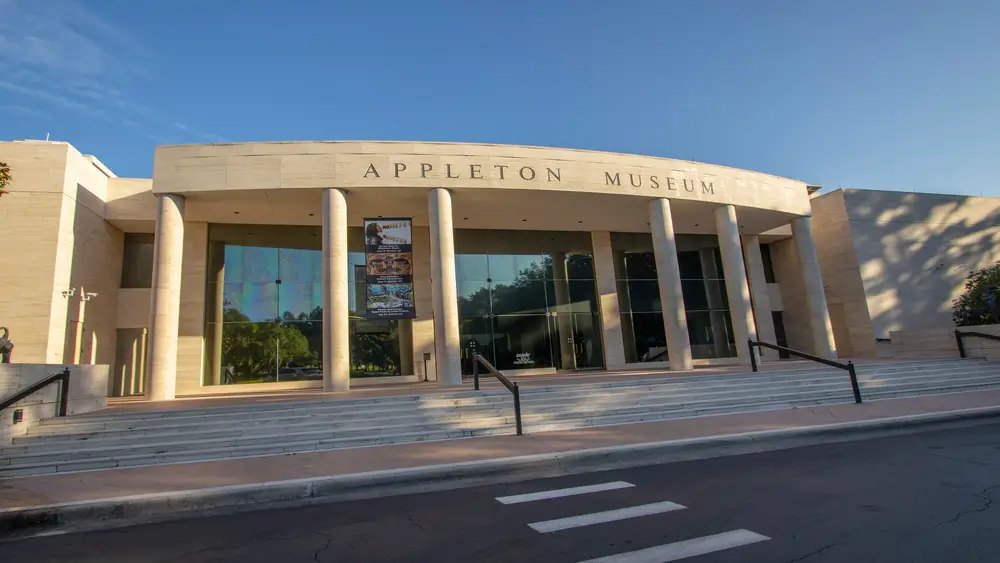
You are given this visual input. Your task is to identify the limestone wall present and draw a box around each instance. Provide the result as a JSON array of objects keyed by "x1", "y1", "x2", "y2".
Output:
[
  {"x1": 0, "y1": 363, "x2": 108, "y2": 444},
  {"x1": 889, "y1": 325, "x2": 1000, "y2": 361},
  {"x1": 153, "y1": 141, "x2": 812, "y2": 217},
  {"x1": 845, "y1": 190, "x2": 1000, "y2": 338},
  {"x1": 810, "y1": 191, "x2": 877, "y2": 357}
]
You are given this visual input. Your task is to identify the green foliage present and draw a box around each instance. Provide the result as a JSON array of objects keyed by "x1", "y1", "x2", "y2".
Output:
[
  {"x1": 220, "y1": 309, "x2": 317, "y2": 382},
  {"x1": 952, "y1": 261, "x2": 1000, "y2": 326},
  {"x1": 0, "y1": 161, "x2": 10, "y2": 199}
]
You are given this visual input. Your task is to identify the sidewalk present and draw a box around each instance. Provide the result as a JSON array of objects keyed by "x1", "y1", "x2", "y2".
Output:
[{"x1": 3, "y1": 387, "x2": 1000, "y2": 519}]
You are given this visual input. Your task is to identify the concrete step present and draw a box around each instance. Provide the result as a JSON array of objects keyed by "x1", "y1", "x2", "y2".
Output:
[
  {"x1": 16, "y1": 365, "x2": 1000, "y2": 446},
  {"x1": 6, "y1": 370, "x2": 1000, "y2": 467},
  {"x1": 24, "y1": 364, "x2": 999, "y2": 439},
  {"x1": 43, "y1": 358, "x2": 984, "y2": 425},
  {"x1": 33, "y1": 360, "x2": 993, "y2": 431},
  {"x1": 3, "y1": 359, "x2": 997, "y2": 477}
]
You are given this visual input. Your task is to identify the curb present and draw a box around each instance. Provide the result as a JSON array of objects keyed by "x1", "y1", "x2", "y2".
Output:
[{"x1": 3, "y1": 405, "x2": 1000, "y2": 538}]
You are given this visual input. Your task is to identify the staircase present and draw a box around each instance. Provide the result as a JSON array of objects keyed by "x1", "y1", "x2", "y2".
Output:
[{"x1": 2, "y1": 358, "x2": 998, "y2": 477}]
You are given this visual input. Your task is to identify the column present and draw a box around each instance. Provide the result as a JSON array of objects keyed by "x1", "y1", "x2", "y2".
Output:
[
  {"x1": 428, "y1": 188, "x2": 462, "y2": 386},
  {"x1": 742, "y1": 235, "x2": 778, "y2": 360},
  {"x1": 714, "y1": 205, "x2": 757, "y2": 365},
  {"x1": 591, "y1": 231, "x2": 627, "y2": 369},
  {"x1": 398, "y1": 320, "x2": 415, "y2": 375},
  {"x1": 791, "y1": 217, "x2": 837, "y2": 358},
  {"x1": 649, "y1": 199, "x2": 693, "y2": 371},
  {"x1": 146, "y1": 194, "x2": 185, "y2": 401},
  {"x1": 550, "y1": 252, "x2": 577, "y2": 371},
  {"x1": 322, "y1": 188, "x2": 351, "y2": 391},
  {"x1": 137, "y1": 328, "x2": 147, "y2": 394},
  {"x1": 206, "y1": 241, "x2": 226, "y2": 385}
]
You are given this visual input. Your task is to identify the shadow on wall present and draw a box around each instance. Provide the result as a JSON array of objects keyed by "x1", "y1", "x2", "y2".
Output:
[
  {"x1": 848, "y1": 190, "x2": 1000, "y2": 337},
  {"x1": 60, "y1": 183, "x2": 123, "y2": 368}
]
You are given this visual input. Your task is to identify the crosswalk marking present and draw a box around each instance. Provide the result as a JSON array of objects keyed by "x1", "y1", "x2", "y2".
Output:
[
  {"x1": 528, "y1": 501, "x2": 686, "y2": 533},
  {"x1": 496, "y1": 481, "x2": 635, "y2": 505},
  {"x1": 575, "y1": 529, "x2": 771, "y2": 563}
]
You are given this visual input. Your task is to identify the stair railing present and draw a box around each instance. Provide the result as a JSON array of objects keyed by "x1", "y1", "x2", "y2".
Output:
[
  {"x1": 748, "y1": 339, "x2": 862, "y2": 404},
  {"x1": 471, "y1": 353, "x2": 524, "y2": 436},
  {"x1": 0, "y1": 367, "x2": 72, "y2": 417},
  {"x1": 954, "y1": 329, "x2": 1000, "y2": 358}
]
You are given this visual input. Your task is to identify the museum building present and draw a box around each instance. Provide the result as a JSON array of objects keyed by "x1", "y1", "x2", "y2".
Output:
[{"x1": 2, "y1": 139, "x2": 994, "y2": 401}]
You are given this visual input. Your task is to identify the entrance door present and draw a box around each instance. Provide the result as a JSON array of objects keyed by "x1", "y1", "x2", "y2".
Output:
[{"x1": 457, "y1": 250, "x2": 604, "y2": 375}]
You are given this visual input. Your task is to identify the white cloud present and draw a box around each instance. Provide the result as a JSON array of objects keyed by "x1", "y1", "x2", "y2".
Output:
[
  {"x1": 0, "y1": 0, "x2": 226, "y2": 143},
  {"x1": 0, "y1": 104, "x2": 49, "y2": 119}
]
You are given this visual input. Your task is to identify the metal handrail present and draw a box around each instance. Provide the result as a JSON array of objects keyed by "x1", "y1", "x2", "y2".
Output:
[
  {"x1": 0, "y1": 368, "x2": 71, "y2": 417},
  {"x1": 955, "y1": 329, "x2": 1000, "y2": 358},
  {"x1": 471, "y1": 354, "x2": 523, "y2": 435},
  {"x1": 646, "y1": 349, "x2": 667, "y2": 362},
  {"x1": 748, "y1": 339, "x2": 862, "y2": 404}
]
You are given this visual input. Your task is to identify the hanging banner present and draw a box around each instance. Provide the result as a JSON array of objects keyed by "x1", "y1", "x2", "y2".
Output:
[{"x1": 363, "y1": 218, "x2": 416, "y2": 319}]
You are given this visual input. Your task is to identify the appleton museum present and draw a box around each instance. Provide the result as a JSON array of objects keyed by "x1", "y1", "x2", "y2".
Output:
[{"x1": 1, "y1": 139, "x2": 998, "y2": 401}]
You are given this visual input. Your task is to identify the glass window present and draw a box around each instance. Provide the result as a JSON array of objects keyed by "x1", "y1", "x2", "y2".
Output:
[
  {"x1": 492, "y1": 279, "x2": 548, "y2": 315},
  {"x1": 204, "y1": 224, "x2": 409, "y2": 385},
  {"x1": 454, "y1": 229, "x2": 602, "y2": 373},
  {"x1": 279, "y1": 248, "x2": 322, "y2": 283},
  {"x1": 224, "y1": 282, "x2": 279, "y2": 322},
  {"x1": 458, "y1": 280, "x2": 491, "y2": 317},
  {"x1": 612, "y1": 232, "x2": 737, "y2": 362},
  {"x1": 681, "y1": 280, "x2": 709, "y2": 311},
  {"x1": 761, "y1": 243, "x2": 776, "y2": 283},
  {"x1": 677, "y1": 251, "x2": 703, "y2": 280},
  {"x1": 629, "y1": 312, "x2": 667, "y2": 362},
  {"x1": 460, "y1": 317, "x2": 494, "y2": 375},
  {"x1": 626, "y1": 280, "x2": 661, "y2": 313},
  {"x1": 570, "y1": 312, "x2": 605, "y2": 369},
  {"x1": 492, "y1": 315, "x2": 554, "y2": 371},
  {"x1": 624, "y1": 252, "x2": 658, "y2": 280},
  {"x1": 564, "y1": 254, "x2": 596, "y2": 280},
  {"x1": 351, "y1": 319, "x2": 401, "y2": 378},
  {"x1": 278, "y1": 282, "x2": 323, "y2": 321},
  {"x1": 121, "y1": 233, "x2": 154, "y2": 288},
  {"x1": 456, "y1": 254, "x2": 489, "y2": 281}
]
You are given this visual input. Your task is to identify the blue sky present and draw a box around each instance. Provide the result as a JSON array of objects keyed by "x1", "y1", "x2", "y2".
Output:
[{"x1": 1, "y1": 0, "x2": 998, "y2": 196}]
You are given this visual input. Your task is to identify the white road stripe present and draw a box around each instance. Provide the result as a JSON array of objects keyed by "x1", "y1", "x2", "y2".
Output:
[
  {"x1": 528, "y1": 501, "x2": 686, "y2": 533},
  {"x1": 576, "y1": 529, "x2": 771, "y2": 563},
  {"x1": 496, "y1": 481, "x2": 635, "y2": 505}
]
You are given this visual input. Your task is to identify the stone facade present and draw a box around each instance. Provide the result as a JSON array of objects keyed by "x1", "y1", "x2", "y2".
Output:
[
  {"x1": 11, "y1": 139, "x2": 995, "y2": 401},
  {"x1": 809, "y1": 188, "x2": 1000, "y2": 357}
]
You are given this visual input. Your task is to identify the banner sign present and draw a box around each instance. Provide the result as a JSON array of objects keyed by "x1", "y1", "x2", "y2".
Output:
[{"x1": 363, "y1": 218, "x2": 416, "y2": 319}]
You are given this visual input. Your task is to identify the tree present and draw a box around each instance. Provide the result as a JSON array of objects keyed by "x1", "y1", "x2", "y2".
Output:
[
  {"x1": 953, "y1": 262, "x2": 1000, "y2": 326},
  {"x1": 0, "y1": 161, "x2": 10, "y2": 200},
  {"x1": 220, "y1": 308, "x2": 316, "y2": 382}
]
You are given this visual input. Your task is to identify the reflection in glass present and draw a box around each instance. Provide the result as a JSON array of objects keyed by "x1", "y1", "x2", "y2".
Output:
[
  {"x1": 571, "y1": 312, "x2": 605, "y2": 369},
  {"x1": 279, "y1": 282, "x2": 323, "y2": 320},
  {"x1": 205, "y1": 225, "x2": 409, "y2": 385},
  {"x1": 350, "y1": 319, "x2": 401, "y2": 378},
  {"x1": 456, "y1": 254, "x2": 489, "y2": 281},
  {"x1": 223, "y1": 282, "x2": 279, "y2": 322},
  {"x1": 491, "y1": 279, "x2": 547, "y2": 315},
  {"x1": 460, "y1": 317, "x2": 493, "y2": 375},
  {"x1": 492, "y1": 315, "x2": 553, "y2": 371},
  {"x1": 454, "y1": 230, "x2": 602, "y2": 374},
  {"x1": 457, "y1": 281, "x2": 491, "y2": 317},
  {"x1": 612, "y1": 235, "x2": 738, "y2": 362},
  {"x1": 217, "y1": 320, "x2": 322, "y2": 384},
  {"x1": 279, "y1": 249, "x2": 322, "y2": 283},
  {"x1": 625, "y1": 280, "x2": 662, "y2": 313},
  {"x1": 627, "y1": 313, "x2": 668, "y2": 362}
]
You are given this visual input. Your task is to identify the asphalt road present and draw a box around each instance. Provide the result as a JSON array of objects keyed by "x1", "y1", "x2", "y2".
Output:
[{"x1": 2, "y1": 422, "x2": 999, "y2": 562}]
